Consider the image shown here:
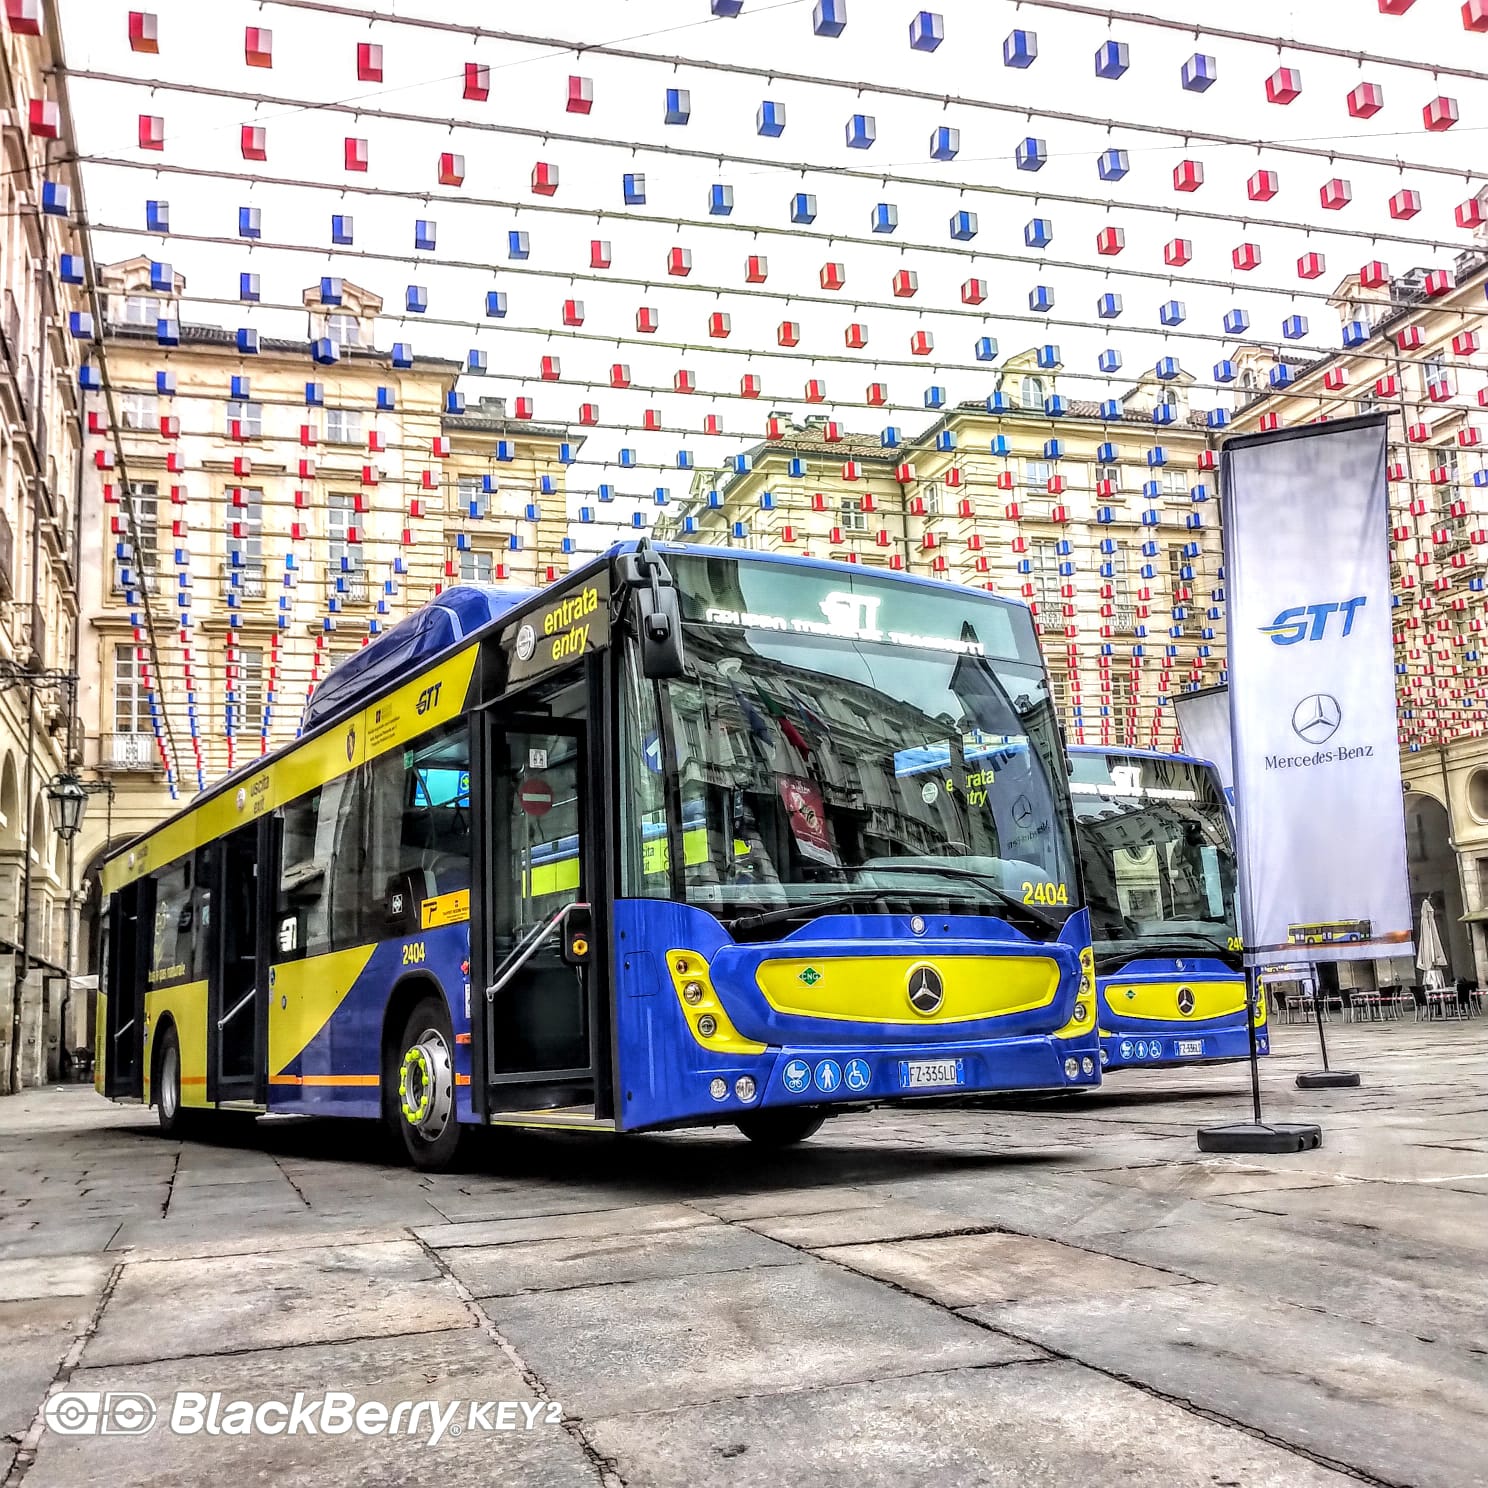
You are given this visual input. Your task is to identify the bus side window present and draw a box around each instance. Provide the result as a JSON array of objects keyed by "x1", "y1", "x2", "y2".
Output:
[
  {"x1": 191, "y1": 846, "x2": 213, "y2": 982},
  {"x1": 619, "y1": 651, "x2": 671, "y2": 898},
  {"x1": 150, "y1": 860, "x2": 191, "y2": 983},
  {"x1": 276, "y1": 790, "x2": 328, "y2": 961}
]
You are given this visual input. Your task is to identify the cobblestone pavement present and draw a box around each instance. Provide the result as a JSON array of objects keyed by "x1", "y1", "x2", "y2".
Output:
[{"x1": 1, "y1": 1019, "x2": 1484, "y2": 1487}]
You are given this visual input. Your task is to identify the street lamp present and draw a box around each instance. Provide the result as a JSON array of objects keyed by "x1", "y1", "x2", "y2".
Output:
[{"x1": 45, "y1": 772, "x2": 89, "y2": 841}]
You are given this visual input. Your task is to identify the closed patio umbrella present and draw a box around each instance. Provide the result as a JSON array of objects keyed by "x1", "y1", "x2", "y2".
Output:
[{"x1": 1417, "y1": 897, "x2": 1448, "y2": 990}]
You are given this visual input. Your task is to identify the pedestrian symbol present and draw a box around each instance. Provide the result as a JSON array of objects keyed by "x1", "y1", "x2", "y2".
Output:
[
  {"x1": 814, "y1": 1059, "x2": 843, "y2": 1094},
  {"x1": 844, "y1": 1058, "x2": 871, "y2": 1093}
]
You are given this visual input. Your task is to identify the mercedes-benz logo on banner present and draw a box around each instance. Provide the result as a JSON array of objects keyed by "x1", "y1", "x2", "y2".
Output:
[
  {"x1": 906, "y1": 964, "x2": 945, "y2": 1016},
  {"x1": 1176, "y1": 986, "x2": 1196, "y2": 1016},
  {"x1": 1291, "y1": 693, "x2": 1342, "y2": 745}
]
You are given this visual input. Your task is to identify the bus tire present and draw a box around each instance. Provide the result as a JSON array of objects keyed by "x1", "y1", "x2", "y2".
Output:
[
  {"x1": 153, "y1": 1024, "x2": 199, "y2": 1140},
  {"x1": 389, "y1": 995, "x2": 465, "y2": 1171},
  {"x1": 735, "y1": 1109, "x2": 825, "y2": 1147}
]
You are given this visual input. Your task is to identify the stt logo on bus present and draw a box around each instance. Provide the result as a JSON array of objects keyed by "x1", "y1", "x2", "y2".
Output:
[
  {"x1": 1260, "y1": 596, "x2": 1366, "y2": 646},
  {"x1": 415, "y1": 681, "x2": 443, "y2": 716}
]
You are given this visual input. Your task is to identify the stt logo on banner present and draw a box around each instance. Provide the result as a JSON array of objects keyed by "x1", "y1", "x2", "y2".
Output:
[{"x1": 1220, "y1": 414, "x2": 1413, "y2": 966}]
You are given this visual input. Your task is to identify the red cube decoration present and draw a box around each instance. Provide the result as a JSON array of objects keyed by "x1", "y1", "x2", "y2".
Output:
[
  {"x1": 299, "y1": 423, "x2": 316, "y2": 447},
  {"x1": 1173, "y1": 159, "x2": 1203, "y2": 192},
  {"x1": 1407, "y1": 421, "x2": 1430, "y2": 442},
  {"x1": 296, "y1": 457, "x2": 314, "y2": 479},
  {"x1": 357, "y1": 42, "x2": 382, "y2": 82},
  {"x1": 1233, "y1": 242, "x2": 1261, "y2": 272},
  {"x1": 1266, "y1": 66, "x2": 1302, "y2": 104},
  {"x1": 745, "y1": 254, "x2": 768, "y2": 283},
  {"x1": 741, "y1": 373, "x2": 761, "y2": 398},
  {"x1": 1360, "y1": 259, "x2": 1389, "y2": 288},
  {"x1": 1320, "y1": 178, "x2": 1351, "y2": 210},
  {"x1": 590, "y1": 239, "x2": 611, "y2": 268},
  {"x1": 245, "y1": 27, "x2": 272, "y2": 66},
  {"x1": 1096, "y1": 226, "x2": 1124, "y2": 256},
  {"x1": 368, "y1": 430, "x2": 385, "y2": 454},
  {"x1": 1247, "y1": 169, "x2": 1279, "y2": 201},
  {"x1": 1375, "y1": 374, "x2": 1400, "y2": 398},
  {"x1": 1380, "y1": 0, "x2": 1415, "y2": 10},
  {"x1": 1467, "y1": 0, "x2": 1488, "y2": 29},
  {"x1": 644, "y1": 409, "x2": 662, "y2": 431},
  {"x1": 804, "y1": 379, "x2": 826, "y2": 403},
  {"x1": 1454, "y1": 330, "x2": 1480, "y2": 356},
  {"x1": 709, "y1": 312, "x2": 731, "y2": 339},
  {"x1": 704, "y1": 416, "x2": 723, "y2": 440},
  {"x1": 674, "y1": 370, "x2": 696, "y2": 394},
  {"x1": 464, "y1": 63, "x2": 490, "y2": 101},
  {"x1": 532, "y1": 161, "x2": 559, "y2": 195},
  {"x1": 562, "y1": 298, "x2": 584, "y2": 326},
  {"x1": 1259, "y1": 412, "x2": 1280, "y2": 432},
  {"x1": 667, "y1": 246, "x2": 691, "y2": 277},
  {"x1": 962, "y1": 277, "x2": 987, "y2": 305},
  {"x1": 345, "y1": 137, "x2": 369, "y2": 171},
  {"x1": 893, "y1": 269, "x2": 919, "y2": 298},
  {"x1": 128, "y1": 10, "x2": 158, "y2": 51},
  {"x1": 540, "y1": 354, "x2": 561, "y2": 380},
  {"x1": 1164, "y1": 238, "x2": 1192, "y2": 267},
  {"x1": 1457, "y1": 198, "x2": 1485, "y2": 230},
  {"x1": 842, "y1": 460, "x2": 863, "y2": 481},
  {"x1": 514, "y1": 397, "x2": 533, "y2": 418},
  {"x1": 1298, "y1": 251, "x2": 1326, "y2": 280},
  {"x1": 1197, "y1": 449, "x2": 1217, "y2": 471},
  {"x1": 28, "y1": 98, "x2": 59, "y2": 137},
  {"x1": 1424, "y1": 269, "x2": 1452, "y2": 297},
  {"x1": 845, "y1": 323, "x2": 868, "y2": 349},
  {"x1": 821, "y1": 262, "x2": 847, "y2": 291},
  {"x1": 866, "y1": 382, "x2": 888, "y2": 406},
  {"x1": 1398, "y1": 325, "x2": 1425, "y2": 351},
  {"x1": 567, "y1": 75, "x2": 593, "y2": 114},
  {"x1": 1389, "y1": 188, "x2": 1421, "y2": 219},
  {"x1": 1347, "y1": 82, "x2": 1383, "y2": 118},
  {"x1": 578, "y1": 403, "x2": 598, "y2": 425},
  {"x1": 241, "y1": 125, "x2": 266, "y2": 160},
  {"x1": 778, "y1": 321, "x2": 800, "y2": 346},
  {"x1": 637, "y1": 307, "x2": 658, "y2": 333},
  {"x1": 1424, "y1": 96, "x2": 1459, "y2": 132},
  {"x1": 910, "y1": 329, "x2": 933, "y2": 356},
  {"x1": 1460, "y1": 424, "x2": 1482, "y2": 445},
  {"x1": 439, "y1": 152, "x2": 465, "y2": 186},
  {"x1": 611, "y1": 364, "x2": 631, "y2": 389},
  {"x1": 1323, "y1": 367, "x2": 1350, "y2": 391},
  {"x1": 138, "y1": 113, "x2": 164, "y2": 150},
  {"x1": 432, "y1": 436, "x2": 450, "y2": 456}
]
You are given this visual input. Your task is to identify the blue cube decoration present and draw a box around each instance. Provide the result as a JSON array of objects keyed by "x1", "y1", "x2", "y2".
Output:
[
  {"x1": 468, "y1": 349, "x2": 488, "y2": 374},
  {"x1": 1213, "y1": 359, "x2": 1236, "y2": 383},
  {"x1": 872, "y1": 202, "x2": 899, "y2": 233},
  {"x1": 1342, "y1": 319, "x2": 1370, "y2": 348},
  {"x1": 446, "y1": 391, "x2": 465, "y2": 415},
  {"x1": 1224, "y1": 307, "x2": 1250, "y2": 335},
  {"x1": 709, "y1": 183, "x2": 734, "y2": 215},
  {"x1": 1153, "y1": 403, "x2": 1176, "y2": 426},
  {"x1": 305, "y1": 381, "x2": 323, "y2": 405},
  {"x1": 415, "y1": 220, "x2": 437, "y2": 251},
  {"x1": 787, "y1": 457, "x2": 806, "y2": 477},
  {"x1": 791, "y1": 192, "x2": 818, "y2": 224},
  {"x1": 1146, "y1": 447, "x2": 1167, "y2": 467},
  {"x1": 987, "y1": 395, "x2": 1013, "y2": 417},
  {"x1": 1182, "y1": 53, "x2": 1216, "y2": 92},
  {"x1": 60, "y1": 253, "x2": 83, "y2": 285},
  {"x1": 1282, "y1": 314, "x2": 1308, "y2": 340},
  {"x1": 1099, "y1": 347, "x2": 1122, "y2": 372},
  {"x1": 1016, "y1": 137, "x2": 1047, "y2": 171},
  {"x1": 311, "y1": 337, "x2": 337, "y2": 365},
  {"x1": 931, "y1": 125, "x2": 960, "y2": 161},
  {"x1": 1004, "y1": 28, "x2": 1037, "y2": 67},
  {"x1": 42, "y1": 181, "x2": 70, "y2": 216},
  {"x1": 377, "y1": 387, "x2": 395, "y2": 411},
  {"x1": 1097, "y1": 293, "x2": 1122, "y2": 320},
  {"x1": 757, "y1": 492, "x2": 773, "y2": 510},
  {"x1": 1206, "y1": 408, "x2": 1230, "y2": 429},
  {"x1": 486, "y1": 290, "x2": 508, "y2": 318},
  {"x1": 909, "y1": 11, "x2": 944, "y2": 50},
  {"x1": 331, "y1": 214, "x2": 353, "y2": 245},
  {"x1": 623, "y1": 172, "x2": 646, "y2": 204},
  {"x1": 1095, "y1": 39, "x2": 1129, "y2": 79},
  {"x1": 1044, "y1": 438, "x2": 1064, "y2": 460},
  {"x1": 407, "y1": 284, "x2": 428, "y2": 314},
  {"x1": 814, "y1": 0, "x2": 846, "y2": 36},
  {"x1": 1036, "y1": 344, "x2": 1060, "y2": 368},
  {"x1": 881, "y1": 427, "x2": 901, "y2": 448},
  {"x1": 620, "y1": 448, "x2": 636, "y2": 468},
  {"x1": 319, "y1": 276, "x2": 343, "y2": 306},
  {"x1": 975, "y1": 337, "x2": 998, "y2": 361},
  {"x1": 146, "y1": 199, "x2": 170, "y2": 232},
  {"x1": 846, "y1": 113, "x2": 875, "y2": 148},
  {"x1": 665, "y1": 87, "x2": 691, "y2": 124},
  {"x1": 392, "y1": 342, "x2": 413, "y2": 368},
  {"x1": 677, "y1": 450, "x2": 694, "y2": 469},
  {"x1": 1159, "y1": 299, "x2": 1186, "y2": 327},
  {"x1": 238, "y1": 206, "x2": 261, "y2": 239},
  {"x1": 655, "y1": 487, "x2": 670, "y2": 504},
  {"x1": 711, "y1": 0, "x2": 743, "y2": 14},
  {"x1": 1029, "y1": 285, "x2": 1053, "y2": 313},
  {"x1": 156, "y1": 319, "x2": 179, "y2": 346},
  {"x1": 236, "y1": 327, "x2": 260, "y2": 355},
  {"x1": 1047, "y1": 395, "x2": 1068, "y2": 417},
  {"x1": 950, "y1": 209, "x2": 977, "y2": 240},
  {"x1": 1156, "y1": 356, "x2": 1179, "y2": 380},
  {"x1": 730, "y1": 453, "x2": 753, "y2": 474},
  {"x1": 157, "y1": 370, "x2": 177, "y2": 396},
  {"x1": 239, "y1": 272, "x2": 260, "y2": 302},
  {"x1": 936, "y1": 430, "x2": 957, "y2": 452},
  {"x1": 1097, "y1": 442, "x2": 1117, "y2": 463},
  {"x1": 757, "y1": 100, "x2": 786, "y2": 136},
  {"x1": 558, "y1": 443, "x2": 576, "y2": 465},
  {"x1": 925, "y1": 386, "x2": 947, "y2": 409},
  {"x1": 508, "y1": 231, "x2": 529, "y2": 260},
  {"x1": 1024, "y1": 217, "x2": 1053, "y2": 248},
  {"x1": 1097, "y1": 148, "x2": 1129, "y2": 181}
]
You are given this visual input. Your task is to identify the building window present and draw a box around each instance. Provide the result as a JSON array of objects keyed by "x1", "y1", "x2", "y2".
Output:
[
  {"x1": 1240, "y1": 368, "x2": 1260, "y2": 393},
  {"x1": 226, "y1": 487, "x2": 264, "y2": 596},
  {"x1": 115, "y1": 482, "x2": 159, "y2": 592},
  {"x1": 233, "y1": 646, "x2": 265, "y2": 734},
  {"x1": 326, "y1": 313, "x2": 361, "y2": 348},
  {"x1": 459, "y1": 549, "x2": 494, "y2": 582},
  {"x1": 458, "y1": 476, "x2": 487, "y2": 516},
  {"x1": 113, "y1": 643, "x2": 149, "y2": 733},
  {"x1": 226, "y1": 400, "x2": 264, "y2": 438},
  {"x1": 119, "y1": 392, "x2": 158, "y2": 431},
  {"x1": 839, "y1": 497, "x2": 868, "y2": 533},
  {"x1": 1110, "y1": 675, "x2": 1132, "y2": 743},
  {"x1": 1020, "y1": 376, "x2": 1046, "y2": 410},
  {"x1": 121, "y1": 295, "x2": 165, "y2": 326},
  {"x1": 1095, "y1": 464, "x2": 1121, "y2": 491},
  {"x1": 920, "y1": 483, "x2": 943, "y2": 517},
  {"x1": 327, "y1": 492, "x2": 360, "y2": 567},
  {"x1": 1029, "y1": 537, "x2": 1061, "y2": 617},
  {"x1": 1024, "y1": 459, "x2": 1052, "y2": 491},
  {"x1": 325, "y1": 407, "x2": 363, "y2": 445},
  {"x1": 1162, "y1": 468, "x2": 1189, "y2": 497}
]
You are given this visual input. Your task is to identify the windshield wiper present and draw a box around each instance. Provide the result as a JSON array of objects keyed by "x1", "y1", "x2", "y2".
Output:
[
  {"x1": 1115, "y1": 930, "x2": 1237, "y2": 957},
  {"x1": 723, "y1": 888, "x2": 912, "y2": 935},
  {"x1": 847, "y1": 862, "x2": 1064, "y2": 933}
]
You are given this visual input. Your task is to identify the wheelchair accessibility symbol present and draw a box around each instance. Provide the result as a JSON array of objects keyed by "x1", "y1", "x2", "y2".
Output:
[{"x1": 844, "y1": 1058, "x2": 871, "y2": 1093}]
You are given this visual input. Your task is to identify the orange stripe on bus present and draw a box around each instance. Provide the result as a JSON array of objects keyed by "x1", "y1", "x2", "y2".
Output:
[
  {"x1": 455, "y1": 1033, "x2": 471, "y2": 1045},
  {"x1": 268, "y1": 1074, "x2": 381, "y2": 1087},
  {"x1": 180, "y1": 1076, "x2": 208, "y2": 1086},
  {"x1": 455, "y1": 1074, "x2": 470, "y2": 1086}
]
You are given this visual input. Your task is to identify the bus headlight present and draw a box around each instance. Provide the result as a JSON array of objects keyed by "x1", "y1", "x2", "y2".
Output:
[
  {"x1": 734, "y1": 1076, "x2": 757, "y2": 1101},
  {"x1": 709, "y1": 1077, "x2": 728, "y2": 1100},
  {"x1": 1074, "y1": 1000, "x2": 1090, "y2": 1024},
  {"x1": 682, "y1": 981, "x2": 705, "y2": 1005},
  {"x1": 1063, "y1": 1057, "x2": 1079, "y2": 1078},
  {"x1": 1081, "y1": 1057, "x2": 1095, "y2": 1076},
  {"x1": 697, "y1": 1014, "x2": 718, "y2": 1038}
]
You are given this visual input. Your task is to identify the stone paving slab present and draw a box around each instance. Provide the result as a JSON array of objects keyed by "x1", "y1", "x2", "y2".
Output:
[
  {"x1": 0, "y1": 1254, "x2": 111, "y2": 1304},
  {"x1": 486, "y1": 1259, "x2": 1041, "y2": 1419},
  {"x1": 582, "y1": 1359, "x2": 1357, "y2": 1488},
  {"x1": 738, "y1": 1201, "x2": 981, "y2": 1247},
  {"x1": 84, "y1": 1240, "x2": 472, "y2": 1366},
  {"x1": 417, "y1": 1200, "x2": 712, "y2": 1250},
  {"x1": 0, "y1": 1295, "x2": 95, "y2": 1442}
]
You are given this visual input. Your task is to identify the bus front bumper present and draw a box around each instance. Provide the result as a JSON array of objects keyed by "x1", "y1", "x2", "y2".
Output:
[{"x1": 1100, "y1": 1022, "x2": 1268, "y2": 1070}]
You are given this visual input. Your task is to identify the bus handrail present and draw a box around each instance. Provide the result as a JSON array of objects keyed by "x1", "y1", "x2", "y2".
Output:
[
  {"x1": 217, "y1": 988, "x2": 257, "y2": 1031},
  {"x1": 485, "y1": 902, "x2": 588, "y2": 1004}
]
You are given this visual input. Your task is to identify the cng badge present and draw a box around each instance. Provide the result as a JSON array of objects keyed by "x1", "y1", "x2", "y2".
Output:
[{"x1": 797, "y1": 966, "x2": 823, "y2": 986}]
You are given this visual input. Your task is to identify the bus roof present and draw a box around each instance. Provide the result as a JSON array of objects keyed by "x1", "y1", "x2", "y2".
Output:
[{"x1": 1068, "y1": 743, "x2": 1215, "y2": 770}]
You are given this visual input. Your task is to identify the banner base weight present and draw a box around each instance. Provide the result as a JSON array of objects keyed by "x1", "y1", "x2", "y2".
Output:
[
  {"x1": 1196, "y1": 1122, "x2": 1322, "y2": 1154},
  {"x1": 1296, "y1": 1070, "x2": 1361, "y2": 1089}
]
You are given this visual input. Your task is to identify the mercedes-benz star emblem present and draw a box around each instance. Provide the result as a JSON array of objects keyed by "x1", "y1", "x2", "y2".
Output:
[
  {"x1": 1011, "y1": 794, "x2": 1034, "y2": 829},
  {"x1": 1177, "y1": 986, "x2": 1196, "y2": 1016},
  {"x1": 1290, "y1": 693, "x2": 1342, "y2": 745},
  {"x1": 907, "y1": 964, "x2": 945, "y2": 1016}
]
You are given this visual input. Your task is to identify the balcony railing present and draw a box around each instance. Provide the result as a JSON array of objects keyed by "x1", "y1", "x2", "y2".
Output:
[
  {"x1": 0, "y1": 508, "x2": 11, "y2": 600},
  {"x1": 222, "y1": 561, "x2": 267, "y2": 599},
  {"x1": 101, "y1": 732, "x2": 158, "y2": 772}
]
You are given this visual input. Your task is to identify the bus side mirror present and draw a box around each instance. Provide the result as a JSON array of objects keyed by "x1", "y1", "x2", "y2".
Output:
[
  {"x1": 636, "y1": 584, "x2": 686, "y2": 679},
  {"x1": 562, "y1": 904, "x2": 593, "y2": 965}
]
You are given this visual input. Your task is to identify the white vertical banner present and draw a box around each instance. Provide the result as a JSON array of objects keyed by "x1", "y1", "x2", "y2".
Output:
[
  {"x1": 1222, "y1": 414, "x2": 1413, "y2": 965},
  {"x1": 1171, "y1": 685, "x2": 1235, "y2": 806}
]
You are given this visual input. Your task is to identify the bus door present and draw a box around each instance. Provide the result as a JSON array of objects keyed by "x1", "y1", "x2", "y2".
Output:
[
  {"x1": 476, "y1": 710, "x2": 601, "y2": 1114},
  {"x1": 102, "y1": 880, "x2": 147, "y2": 1099},
  {"x1": 207, "y1": 818, "x2": 273, "y2": 1103}
]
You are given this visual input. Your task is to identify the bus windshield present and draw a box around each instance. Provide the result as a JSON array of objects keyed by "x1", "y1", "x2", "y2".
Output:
[
  {"x1": 626, "y1": 557, "x2": 1081, "y2": 939},
  {"x1": 1068, "y1": 751, "x2": 1239, "y2": 969}
]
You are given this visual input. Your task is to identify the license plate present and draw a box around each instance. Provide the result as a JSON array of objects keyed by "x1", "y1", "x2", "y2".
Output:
[
  {"x1": 899, "y1": 1058, "x2": 964, "y2": 1089},
  {"x1": 1176, "y1": 1039, "x2": 1205, "y2": 1057}
]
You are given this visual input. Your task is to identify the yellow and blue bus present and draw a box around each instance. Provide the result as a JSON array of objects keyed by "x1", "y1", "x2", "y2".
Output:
[
  {"x1": 1068, "y1": 746, "x2": 1267, "y2": 1071},
  {"x1": 97, "y1": 544, "x2": 1099, "y2": 1168}
]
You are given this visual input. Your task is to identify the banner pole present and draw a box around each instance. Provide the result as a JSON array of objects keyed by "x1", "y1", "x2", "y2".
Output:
[
  {"x1": 1296, "y1": 965, "x2": 1362, "y2": 1090},
  {"x1": 1245, "y1": 967, "x2": 1263, "y2": 1126}
]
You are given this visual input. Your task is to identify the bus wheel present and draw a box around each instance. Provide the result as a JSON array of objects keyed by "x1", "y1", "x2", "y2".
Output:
[
  {"x1": 390, "y1": 997, "x2": 463, "y2": 1171},
  {"x1": 154, "y1": 1025, "x2": 197, "y2": 1139},
  {"x1": 735, "y1": 1109, "x2": 825, "y2": 1147}
]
